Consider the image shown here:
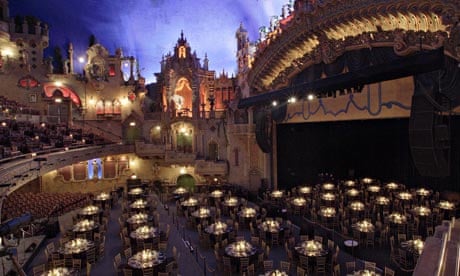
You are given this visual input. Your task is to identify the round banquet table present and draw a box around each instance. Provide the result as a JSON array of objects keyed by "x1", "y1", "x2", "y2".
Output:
[
  {"x1": 130, "y1": 226, "x2": 160, "y2": 251},
  {"x1": 126, "y1": 213, "x2": 150, "y2": 231},
  {"x1": 40, "y1": 267, "x2": 77, "y2": 276},
  {"x1": 264, "y1": 269, "x2": 289, "y2": 276},
  {"x1": 72, "y1": 220, "x2": 99, "y2": 240},
  {"x1": 128, "y1": 188, "x2": 145, "y2": 199},
  {"x1": 348, "y1": 269, "x2": 381, "y2": 276},
  {"x1": 129, "y1": 199, "x2": 150, "y2": 213},
  {"x1": 294, "y1": 240, "x2": 328, "y2": 257},
  {"x1": 294, "y1": 240, "x2": 329, "y2": 272},
  {"x1": 127, "y1": 249, "x2": 166, "y2": 275},
  {"x1": 93, "y1": 192, "x2": 112, "y2": 209},
  {"x1": 205, "y1": 221, "x2": 232, "y2": 244},
  {"x1": 58, "y1": 238, "x2": 94, "y2": 263},
  {"x1": 224, "y1": 241, "x2": 260, "y2": 272},
  {"x1": 78, "y1": 205, "x2": 102, "y2": 223}
]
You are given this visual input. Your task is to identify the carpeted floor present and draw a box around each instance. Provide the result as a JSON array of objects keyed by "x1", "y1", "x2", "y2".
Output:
[{"x1": 23, "y1": 189, "x2": 414, "y2": 276}]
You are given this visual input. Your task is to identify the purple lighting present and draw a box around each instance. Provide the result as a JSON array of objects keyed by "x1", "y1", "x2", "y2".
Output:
[{"x1": 10, "y1": 0, "x2": 286, "y2": 83}]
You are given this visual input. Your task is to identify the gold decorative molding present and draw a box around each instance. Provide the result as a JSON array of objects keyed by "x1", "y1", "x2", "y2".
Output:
[{"x1": 249, "y1": 0, "x2": 460, "y2": 92}]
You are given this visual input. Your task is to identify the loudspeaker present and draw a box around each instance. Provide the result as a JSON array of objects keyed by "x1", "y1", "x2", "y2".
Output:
[
  {"x1": 409, "y1": 94, "x2": 450, "y2": 177},
  {"x1": 255, "y1": 108, "x2": 272, "y2": 153}
]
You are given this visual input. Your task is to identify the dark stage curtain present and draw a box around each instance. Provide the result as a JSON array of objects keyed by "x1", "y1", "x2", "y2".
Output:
[{"x1": 277, "y1": 117, "x2": 460, "y2": 192}]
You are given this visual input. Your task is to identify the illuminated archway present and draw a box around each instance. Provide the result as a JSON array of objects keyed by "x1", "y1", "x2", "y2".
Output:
[
  {"x1": 43, "y1": 82, "x2": 82, "y2": 107},
  {"x1": 176, "y1": 173, "x2": 196, "y2": 192},
  {"x1": 174, "y1": 77, "x2": 192, "y2": 114}
]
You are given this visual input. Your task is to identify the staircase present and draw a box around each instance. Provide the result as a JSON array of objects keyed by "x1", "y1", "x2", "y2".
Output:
[{"x1": 73, "y1": 120, "x2": 123, "y2": 144}]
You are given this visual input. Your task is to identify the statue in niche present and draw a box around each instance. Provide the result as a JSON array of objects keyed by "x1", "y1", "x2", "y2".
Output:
[
  {"x1": 45, "y1": 57, "x2": 53, "y2": 74},
  {"x1": 88, "y1": 57, "x2": 107, "y2": 81}
]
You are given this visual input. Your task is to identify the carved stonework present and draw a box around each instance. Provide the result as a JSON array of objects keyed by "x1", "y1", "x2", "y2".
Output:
[{"x1": 249, "y1": 0, "x2": 460, "y2": 91}]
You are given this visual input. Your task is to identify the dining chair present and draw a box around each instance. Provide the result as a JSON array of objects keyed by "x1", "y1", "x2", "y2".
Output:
[
  {"x1": 345, "y1": 261, "x2": 355, "y2": 273},
  {"x1": 384, "y1": 266, "x2": 395, "y2": 276},
  {"x1": 222, "y1": 256, "x2": 232, "y2": 275},
  {"x1": 316, "y1": 256, "x2": 327, "y2": 275},
  {"x1": 165, "y1": 261, "x2": 175, "y2": 274},
  {"x1": 72, "y1": 258, "x2": 82, "y2": 273},
  {"x1": 122, "y1": 268, "x2": 132, "y2": 276},
  {"x1": 263, "y1": 260, "x2": 274, "y2": 272},
  {"x1": 144, "y1": 242, "x2": 154, "y2": 250},
  {"x1": 114, "y1": 252, "x2": 122, "y2": 266},
  {"x1": 240, "y1": 257, "x2": 250, "y2": 273},
  {"x1": 32, "y1": 264, "x2": 46, "y2": 276},
  {"x1": 98, "y1": 242, "x2": 105, "y2": 261},
  {"x1": 314, "y1": 235, "x2": 323, "y2": 244},
  {"x1": 333, "y1": 264, "x2": 341, "y2": 276},
  {"x1": 52, "y1": 259, "x2": 65, "y2": 268},
  {"x1": 280, "y1": 260, "x2": 291, "y2": 273},
  {"x1": 142, "y1": 267, "x2": 154, "y2": 276},
  {"x1": 271, "y1": 231, "x2": 280, "y2": 246},
  {"x1": 87, "y1": 247, "x2": 97, "y2": 264},
  {"x1": 364, "y1": 261, "x2": 376, "y2": 272},
  {"x1": 366, "y1": 231, "x2": 375, "y2": 247},
  {"x1": 124, "y1": 247, "x2": 132, "y2": 259},
  {"x1": 296, "y1": 266, "x2": 306, "y2": 276},
  {"x1": 87, "y1": 262, "x2": 93, "y2": 276},
  {"x1": 159, "y1": 241, "x2": 168, "y2": 252},
  {"x1": 299, "y1": 255, "x2": 309, "y2": 272}
]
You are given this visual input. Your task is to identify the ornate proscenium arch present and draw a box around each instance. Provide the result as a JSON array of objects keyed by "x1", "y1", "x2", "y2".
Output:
[
  {"x1": 239, "y1": 48, "x2": 445, "y2": 109},
  {"x1": 248, "y1": 0, "x2": 460, "y2": 92}
]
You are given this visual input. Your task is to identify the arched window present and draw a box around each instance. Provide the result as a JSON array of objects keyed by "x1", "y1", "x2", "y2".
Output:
[
  {"x1": 150, "y1": 125, "x2": 162, "y2": 144},
  {"x1": 234, "y1": 148, "x2": 239, "y2": 166},
  {"x1": 176, "y1": 127, "x2": 193, "y2": 153},
  {"x1": 113, "y1": 99, "x2": 121, "y2": 114},
  {"x1": 96, "y1": 100, "x2": 104, "y2": 115},
  {"x1": 104, "y1": 99, "x2": 113, "y2": 114},
  {"x1": 179, "y1": 46, "x2": 186, "y2": 58},
  {"x1": 208, "y1": 141, "x2": 218, "y2": 161}
]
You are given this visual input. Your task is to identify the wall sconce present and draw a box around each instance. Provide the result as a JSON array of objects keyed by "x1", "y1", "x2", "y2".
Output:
[
  {"x1": 129, "y1": 121, "x2": 136, "y2": 126},
  {"x1": 1, "y1": 48, "x2": 13, "y2": 58},
  {"x1": 88, "y1": 96, "x2": 96, "y2": 107},
  {"x1": 121, "y1": 96, "x2": 129, "y2": 106},
  {"x1": 179, "y1": 167, "x2": 186, "y2": 175}
]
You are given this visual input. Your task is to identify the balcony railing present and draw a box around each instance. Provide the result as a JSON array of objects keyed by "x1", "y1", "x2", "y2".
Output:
[
  {"x1": 165, "y1": 151, "x2": 196, "y2": 163},
  {"x1": 195, "y1": 160, "x2": 228, "y2": 175},
  {"x1": 134, "y1": 141, "x2": 166, "y2": 157}
]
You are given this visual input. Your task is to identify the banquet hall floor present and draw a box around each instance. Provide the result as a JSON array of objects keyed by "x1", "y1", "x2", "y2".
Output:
[{"x1": 22, "y1": 188, "x2": 415, "y2": 276}]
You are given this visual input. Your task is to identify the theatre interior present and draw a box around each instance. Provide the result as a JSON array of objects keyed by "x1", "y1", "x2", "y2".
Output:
[{"x1": 0, "y1": 0, "x2": 460, "y2": 275}]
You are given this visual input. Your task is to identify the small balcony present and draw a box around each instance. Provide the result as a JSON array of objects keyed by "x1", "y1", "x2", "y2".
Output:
[
  {"x1": 194, "y1": 160, "x2": 228, "y2": 176},
  {"x1": 134, "y1": 141, "x2": 166, "y2": 157}
]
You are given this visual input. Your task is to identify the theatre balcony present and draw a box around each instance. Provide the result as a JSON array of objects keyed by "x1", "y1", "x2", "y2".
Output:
[{"x1": 194, "y1": 159, "x2": 228, "y2": 176}]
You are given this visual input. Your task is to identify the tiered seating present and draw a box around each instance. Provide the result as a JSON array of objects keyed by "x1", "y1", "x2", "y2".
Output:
[
  {"x1": 0, "y1": 95, "x2": 40, "y2": 115},
  {"x1": 2, "y1": 192, "x2": 91, "y2": 220},
  {"x1": 0, "y1": 119, "x2": 110, "y2": 159}
]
